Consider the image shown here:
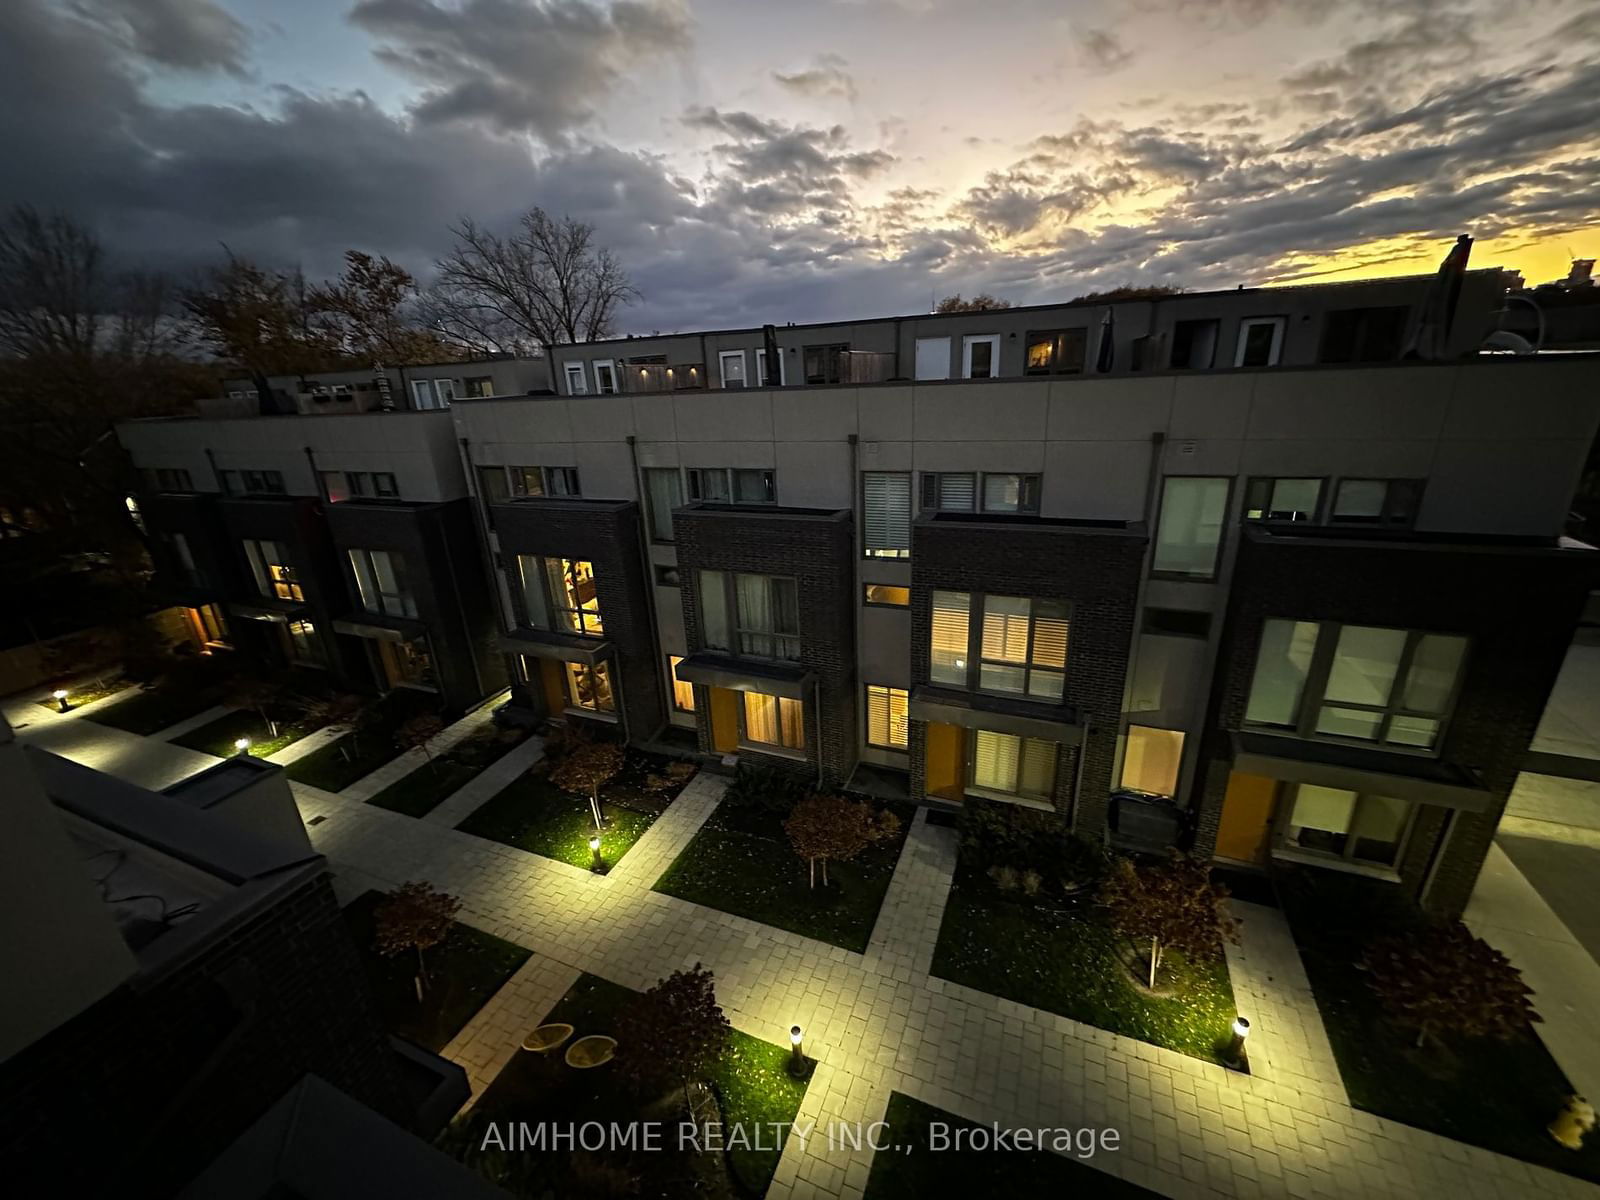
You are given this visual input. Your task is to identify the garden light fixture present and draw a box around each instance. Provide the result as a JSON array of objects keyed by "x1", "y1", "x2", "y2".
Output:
[
  {"x1": 1223, "y1": 1017, "x2": 1250, "y2": 1071},
  {"x1": 52, "y1": 689, "x2": 69, "y2": 713},
  {"x1": 234, "y1": 736, "x2": 251, "y2": 756},
  {"x1": 589, "y1": 834, "x2": 606, "y2": 874},
  {"x1": 788, "y1": 1024, "x2": 805, "y2": 1076}
]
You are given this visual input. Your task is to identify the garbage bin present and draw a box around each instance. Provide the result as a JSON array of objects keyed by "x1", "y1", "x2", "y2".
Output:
[{"x1": 1111, "y1": 788, "x2": 1182, "y2": 851}]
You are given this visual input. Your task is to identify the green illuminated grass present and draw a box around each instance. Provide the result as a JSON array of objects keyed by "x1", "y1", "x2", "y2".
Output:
[
  {"x1": 284, "y1": 689, "x2": 442, "y2": 792},
  {"x1": 932, "y1": 868, "x2": 1239, "y2": 1065},
  {"x1": 171, "y1": 708, "x2": 327, "y2": 760}
]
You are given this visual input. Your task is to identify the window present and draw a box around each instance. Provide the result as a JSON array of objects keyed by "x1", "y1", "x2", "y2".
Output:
[
  {"x1": 592, "y1": 361, "x2": 617, "y2": 395},
  {"x1": 322, "y1": 471, "x2": 352, "y2": 503},
  {"x1": 243, "y1": 539, "x2": 302, "y2": 602},
  {"x1": 735, "y1": 574, "x2": 800, "y2": 660},
  {"x1": 921, "y1": 472, "x2": 977, "y2": 511},
  {"x1": 1246, "y1": 619, "x2": 1468, "y2": 751},
  {"x1": 803, "y1": 344, "x2": 845, "y2": 385},
  {"x1": 864, "y1": 583, "x2": 910, "y2": 607},
  {"x1": 240, "y1": 469, "x2": 286, "y2": 495},
  {"x1": 1330, "y1": 478, "x2": 1421, "y2": 526},
  {"x1": 930, "y1": 591, "x2": 1069, "y2": 700},
  {"x1": 1277, "y1": 784, "x2": 1412, "y2": 869},
  {"x1": 718, "y1": 350, "x2": 748, "y2": 389},
  {"x1": 546, "y1": 467, "x2": 580, "y2": 496},
  {"x1": 1121, "y1": 726, "x2": 1185, "y2": 797},
  {"x1": 1244, "y1": 477, "x2": 1323, "y2": 523},
  {"x1": 373, "y1": 472, "x2": 398, "y2": 498},
  {"x1": 564, "y1": 662, "x2": 615, "y2": 713},
  {"x1": 644, "y1": 468, "x2": 683, "y2": 540},
  {"x1": 1319, "y1": 306, "x2": 1408, "y2": 363},
  {"x1": 981, "y1": 473, "x2": 1040, "y2": 514},
  {"x1": 687, "y1": 468, "x2": 774, "y2": 504},
  {"x1": 1025, "y1": 329, "x2": 1087, "y2": 375},
  {"x1": 914, "y1": 336, "x2": 951, "y2": 380},
  {"x1": 564, "y1": 363, "x2": 588, "y2": 395},
  {"x1": 477, "y1": 466, "x2": 510, "y2": 505},
  {"x1": 698, "y1": 570, "x2": 730, "y2": 650},
  {"x1": 411, "y1": 379, "x2": 456, "y2": 409},
  {"x1": 1170, "y1": 319, "x2": 1219, "y2": 369},
  {"x1": 509, "y1": 466, "x2": 581, "y2": 497},
  {"x1": 755, "y1": 348, "x2": 785, "y2": 386},
  {"x1": 972, "y1": 731, "x2": 1057, "y2": 802},
  {"x1": 863, "y1": 472, "x2": 911, "y2": 559},
  {"x1": 193, "y1": 602, "x2": 229, "y2": 645},
  {"x1": 1143, "y1": 607, "x2": 1211, "y2": 638},
  {"x1": 519, "y1": 557, "x2": 603, "y2": 636},
  {"x1": 865, "y1": 684, "x2": 909, "y2": 750},
  {"x1": 742, "y1": 692, "x2": 804, "y2": 751},
  {"x1": 284, "y1": 618, "x2": 325, "y2": 667},
  {"x1": 654, "y1": 564, "x2": 681, "y2": 587},
  {"x1": 463, "y1": 375, "x2": 495, "y2": 399},
  {"x1": 669, "y1": 655, "x2": 695, "y2": 712},
  {"x1": 348, "y1": 548, "x2": 418, "y2": 619},
  {"x1": 152, "y1": 467, "x2": 194, "y2": 492},
  {"x1": 1152, "y1": 477, "x2": 1229, "y2": 578},
  {"x1": 323, "y1": 471, "x2": 401, "y2": 503},
  {"x1": 962, "y1": 334, "x2": 1000, "y2": 379},
  {"x1": 1235, "y1": 316, "x2": 1286, "y2": 367}
]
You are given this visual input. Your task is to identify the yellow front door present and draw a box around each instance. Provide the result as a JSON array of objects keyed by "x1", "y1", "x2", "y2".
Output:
[
  {"x1": 1214, "y1": 771, "x2": 1280, "y2": 864},
  {"x1": 708, "y1": 686, "x2": 740, "y2": 753},
  {"x1": 924, "y1": 721, "x2": 966, "y2": 802}
]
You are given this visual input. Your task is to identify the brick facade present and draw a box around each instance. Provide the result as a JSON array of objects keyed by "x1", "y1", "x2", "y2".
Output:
[
  {"x1": 674, "y1": 506, "x2": 857, "y2": 787},
  {"x1": 1194, "y1": 530, "x2": 1594, "y2": 916},
  {"x1": 907, "y1": 516, "x2": 1147, "y2": 834},
  {"x1": 0, "y1": 872, "x2": 404, "y2": 1197},
  {"x1": 492, "y1": 498, "x2": 666, "y2": 741}
]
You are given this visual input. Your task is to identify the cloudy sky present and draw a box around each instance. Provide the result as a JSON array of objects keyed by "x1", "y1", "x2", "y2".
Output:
[{"x1": 4, "y1": 0, "x2": 1598, "y2": 332}]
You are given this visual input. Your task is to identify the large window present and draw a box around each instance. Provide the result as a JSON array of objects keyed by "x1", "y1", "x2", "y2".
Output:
[
  {"x1": 865, "y1": 684, "x2": 909, "y2": 750},
  {"x1": 1025, "y1": 329, "x2": 1087, "y2": 375},
  {"x1": 243, "y1": 539, "x2": 302, "y2": 602},
  {"x1": 347, "y1": 548, "x2": 418, "y2": 618},
  {"x1": 1246, "y1": 619, "x2": 1468, "y2": 751},
  {"x1": 669, "y1": 655, "x2": 695, "y2": 712},
  {"x1": 1152, "y1": 477, "x2": 1229, "y2": 579},
  {"x1": 564, "y1": 662, "x2": 614, "y2": 713},
  {"x1": 972, "y1": 731, "x2": 1057, "y2": 802},
  {"x1": 519, "y1": 557, "x2": 604, "y2": 637},
  {"x1": 1170, "y1": 319, "x2": 1219, "y2": 369},
  {"x1": 863, "y1": 471, "x2": 911, "y2": 559},
  {"x1": 323, "y1": 471, "x2": 398, "y2": 502},
  {"x1": 1120, "y1": 726, "x2": 1185, "y2": 797},
  {"x1": 686, "y1": 467, "x2": 775, "y2": 504},
  {"x1": 644, "y1": 468, "x2": 683, "y2": 541},
  {"x1": 921, "y1": 472, "x2": 1040, "y2": 515},
  {"x1": 929, "y1": 590, "x2": 1069, "y2": 700},
  {"x1": 1276, "y1": 784, "x2": 1412, "y2": 869},
  {"x1": 742, "y1": 692, "x2": 804, "y2": 751},
  {"x1": 411, "y1": 378, "x2": 456, "y2": 409},
  {"x1": 803, "y1": 344, "x2": 845, "y2": 385},
  {"x1": 698, "y1": 571, "x2": 799, "y2": 661},
  {"x1": 1244, "y1": 477, "x2": 1323, "y2": 523}
]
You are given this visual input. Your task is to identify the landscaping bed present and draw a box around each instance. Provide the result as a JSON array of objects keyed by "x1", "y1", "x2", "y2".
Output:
[
  {"x1": 35, "y1": 676, "x2": 128, "y2": 713},
  {"x1": 1280, "y1": 867, "x2": 1600, "y2": 1183},
  {"x1": 460, "y1": 973, "x2": 808, "y2": 1198},
  {"x1": 863, "y1": 1091, "x2": 1157, "y2": 1199},
  {"x1": 652, "y1": 768, "x2": 913, "y2": 953},
  {"x1": 83, "y1": 684, "x2": 223, "y2": 736},
  {"x1": 456, "y1": 745, "x2": 696, "y2": 869},
  {"x1": 366, "y1": 725, "x2": 532, "y2": 818},
  {"x1": 171, "y1": 707, "x2": 329, "y2": 760},
  {"x1": 342, "y1": 888, "x2": 529, "y2": 1054},
  {"x1": 284, "y1": 689, "x2": 444, "y2": 792}
]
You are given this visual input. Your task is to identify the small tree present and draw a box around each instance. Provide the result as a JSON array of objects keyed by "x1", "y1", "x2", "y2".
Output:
[
  {"x1": 224, "y1": 670, "x2": 297, "y2": 737},
  {"x1": 549, "y1": 740, "x2": 625, "y2": 830},
  {"x1": 616, "y1": 964, "x2": 730, "y2": 1112},
  {"x1": 302, "y1": 691, "x2": 373, "y2": 759},
  {"x1": 784, "y1": 793, "x2": 901, "y2": 889},
  {"x1": 1099, "y1": 852, "x2": 1238, "y2": 990},
  {"x1": 373, "y1": 881, "x2": 460, "y2": 993},
  {"x1": 1361, "y1": 921, "x2": 1538, "y2": 1049},
  {"x1": 395, "y1": 713, "x2": 447, "y2": 774}
]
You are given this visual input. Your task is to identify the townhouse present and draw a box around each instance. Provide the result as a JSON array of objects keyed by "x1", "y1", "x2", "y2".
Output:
[{"x1": 117, "y1": 268, "x2": 1600, "y2": 915}]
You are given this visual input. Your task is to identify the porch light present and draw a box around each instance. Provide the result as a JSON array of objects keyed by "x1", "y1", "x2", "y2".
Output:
[
  {"x1": 235, "y1": 736, "x2": 251, "y2": 756},
  {"x1": 1223, "y1": 1017, "x2": 1250, "y2": 1071},
  {"x1": 53, "y1": 689, "x2": 70, "y2": 713}
]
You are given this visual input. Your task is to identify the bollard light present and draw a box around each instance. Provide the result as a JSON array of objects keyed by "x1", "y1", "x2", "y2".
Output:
[
  {"x1": 53, "y1": 689, "x2": 70, "y2": 713},
  {"x1": 1223, "y1": 1017, "x2": 1251, "y2": 1071},
  {"x1": 787, "y1": 1024, "x2": 805, "y2": 1077},
  {"x1": 235, "y1": 736, "x2": 252, "y2": 756},
  {"x1": 588, "y1": 834, "x2": 606, "y2": 874}
]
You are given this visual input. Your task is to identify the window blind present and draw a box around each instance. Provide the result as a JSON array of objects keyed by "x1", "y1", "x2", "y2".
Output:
[
  {"x1": 930, "y1": 591, "x2": 970, "y2": 685},
  {"x1": 863, "y1": 472, "x2": 911, "y2": 555}
]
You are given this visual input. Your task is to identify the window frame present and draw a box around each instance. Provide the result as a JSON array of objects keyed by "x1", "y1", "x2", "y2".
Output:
[
  {"x1": 862, "y1": 470, "x2": 912, "y2": 559},
  {"x1": 755, "y1": 347, "x2": 786, "y2": 386},
  {"x1": 668, "y1": 655, "x2": 696, "y2": 713},
  {"x1": 968, "y1": 730, "x2": 1059, "y2": 805},
  {"x1": 1328, "y1": 478, "x2": 1423, "y2": 528},
  {"x1": 961, "y1": 333, "x2": 1001, "y2": 379},
  {"x1": 563, "y1": 363, "x2": 588, "y2": 396},
  {"x1": 518, "y1": 556, "x2": 604, "y2": 638},
  {"x1": 1243, "y1": 476, "x2": 1327, "y2": 524},
  {"x1": 686, "y1": 467, "x2": 775, "y2": 505},
  {"x1": 1234, "y1": 315, "x2": 1287, "y2": 367},
  {"x1": 1024, "y1": 328, "x2": 1088, "y2": 376},
  {"x1": 802, "y1": 343, "x2": 847, "y2": 385},
  {"x1": 240, "y1": 469, "x2": 286, "y2": 496},
  {"x1": 347, "y1": 547, "x2": 419, "y2": 619},
  {"x1": 563, "y1": 660, "x2": 615, "y2": 715},
  {"x1": 930, "y1": 590, "x2": 1071, "y2": 702},
  {"x1": 591, "y1": 360, "x2": 618, "y2": 394},
  {"x1": 643, "y1": 467, "x2": 684, "y2": 541},
  {"x1": 243, "y1": 539, "x2": 303, "y2": 603},
  {"x1": 739, "y1": 690, "x2": 806, "y2": 754},
  {"x1": 1271, "y1": 783, "x2": 1417, "y2": 873},
  {"x1": 1151, "y1": 476, "x2": 1232, "y2": 581},
  {"x1": 718, "y1": 349, "x2": 749, "y2": 389},
  {"x1": 1169, "y1": 318, "x2": 1220, "y2": 369},
  {"x1": 864, "y1": 683, "x2": 910, "y2": 752},
  {"x1": 862, "y1": 583, "x2": 910, "y2": 608}
]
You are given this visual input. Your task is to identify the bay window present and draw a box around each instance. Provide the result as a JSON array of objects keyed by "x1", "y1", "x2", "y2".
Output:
[
  {"x1": 1276, "y1": 784, "x2": 1412, "y2": 869},
  {"x1": 929, "y1": 590, "x2": 1069, "y2": 700},
  {"x1": 348, "y1": 548, "x2": 418, "y2": 619},
  {"x1": 972, "y1": 731, "x2": 1057, "y2": 802},
  {"x1": 518, "y1": 556, "x2": 603, "y2": 637}
]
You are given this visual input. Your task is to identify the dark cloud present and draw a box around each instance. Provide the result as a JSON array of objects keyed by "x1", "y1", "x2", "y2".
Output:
[
  {"x1": 773, "y1": 53, "x2": 857, "y2": 102},
  {"x1": 1075, "y1": 27, "x2": 1133, "y2": 73},
  {"x1": 69, "y1": 0, "x2": 248, "y2": 73},
  {"x1": 348, "y1": 0, "x2": 690, "y2": 141}
]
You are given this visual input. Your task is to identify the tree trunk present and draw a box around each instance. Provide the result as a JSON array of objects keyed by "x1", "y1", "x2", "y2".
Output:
[
  {"x1": 1149, "y1": 937, "x2": 1160, "y2": 990},
  {"x1": 808, "y1": 858, "x2": 815, "y2": 890},
  {"x1": 1414, "y1": 1028, "x2": 1428, "y2": 1050},
  {"x1": 416, "y1": 945, "x2": 429, "y2": 991},
  {"x1": 822, "y1": 859, "x2": 829, "y2": 887},
  {"x1": 589, "y1": 788, "x2": 603, "y2": 830}
]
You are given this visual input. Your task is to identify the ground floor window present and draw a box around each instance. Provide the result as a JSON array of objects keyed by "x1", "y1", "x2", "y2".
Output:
[
  {"x1": 1276, "y1": 783, "x2": 1412, "y2": 869},
  {"x1": 865, "y1": 683, "x2": 909, "y2": 750},
  {"x1": 669, "y1": 655, "x2": 695, "y2": 712},
  {"x1": 186, "y1": 603, "x2": 230, "y2": 649},
  {"x1": 379, "y1": 636, "x2": 436, "y2": 690},
  {"x1": 971, "y1": 730, "x2": 1057, "y2": 802},
  {"x1": 283, "y1": 617, "x2": 325, "y2": 667},
  {"x1": 1120, "y1": 725, "x2": 1184, "y2": 797},
  {"x1": 564, "y1": 661, "x2": 615, "y2": 713},
  {"x1": 742, "y1": 691, "x2": 804, "y2": 752}
]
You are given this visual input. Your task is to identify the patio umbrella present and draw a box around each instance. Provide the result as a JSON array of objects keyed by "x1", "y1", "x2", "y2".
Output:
[
  {"x1": 1096, "y1": 306, "x2": 1116, "y2": 373},
  {"x1": 1405, "y1": 234, "x2": 1473, "y2": 360}
]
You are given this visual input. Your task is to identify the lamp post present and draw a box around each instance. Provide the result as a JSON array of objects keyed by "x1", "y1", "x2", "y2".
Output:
[
  {"x1": 588, "y1": 834, "x2": 607, "y2": 874},
  {"x1": 52, "y1": 689, "x2": 70, "y2": 713},
  {"x1": 787, "y1": 1025, "x2": 805, "y2": 1078},
  {"x1": 1223, "y1": 1017, "x2": 1250, "y2": 1071},
  {"x1": 234, "y1": 736, "x2": 252, "y2": 757}
]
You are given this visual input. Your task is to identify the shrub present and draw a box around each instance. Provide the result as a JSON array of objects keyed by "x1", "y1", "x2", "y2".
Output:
[
  {"x1": 1360, "y1": 920, "x2": 1539, "y2": 1049},
  {"x1": 1021, "y1": 869, "x2": 1043, "y2": 897},
  {"x1": 988, "y1": 865, "x2": 1020, "y2": 892},
  {"x1": 723, "y1": 763, "x2": 812, "y2": 815},
  {"x1": 1099, "y1": 852, "x2": 1238, "y2": 989},
  {"x1": 960, "y1": 799, "x2": 1106, "y2": 895}
]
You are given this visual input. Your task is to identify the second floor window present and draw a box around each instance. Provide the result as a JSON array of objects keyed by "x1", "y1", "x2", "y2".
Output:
[
  {"x1": 1025, "y1": 329, "x2": 1087, "y2": 375},
  {"x1": 518, "y1": 556, "x2": 603, "y2": 636},
  {"x1": 1330, "y1": 478, "x2": 1421, "y2": 526},
  {"x1": 699, "y1": 570, "x2": 799, "y2": 661},
  {"x1": 348, "y1": 548, "x2": 418, "y2": 618},
  {"x1": 930, "y1": 591, "x2": 1069, "y2": 700},
  {"x1": 243, "y1": 539, "x2": 302, "y2": 602},
  {"x1": 1244, "y1": 477, "x2": 1322, "y2": 523},
  {"x1": 1246, "y1": 619, "x2": 1468, "y2": 752},
  {"x1": 227, "y1": 469, "x2": 286, "y2": 496},
  {"x1": 644, "y1": 468, "x2": 683, "y2": 541},
  {"x1": 863, "y1": 471, "x2": 911, "y2": 559},
  {"x1": 511, "y1": 466, "x2": 581, "y2": 497},
  {"x1": 921, "y1": 472, "x2": 1040, "y2": 515},
  {"x1": 1153, "y1": 477, "x2": 1229, "y2": 579},
  {"x1": 323, "y1": 471, "x2": 399, "y2": 502},
  {"x1": 687, "y1": 468, "x2": 775, "y2": 504}
]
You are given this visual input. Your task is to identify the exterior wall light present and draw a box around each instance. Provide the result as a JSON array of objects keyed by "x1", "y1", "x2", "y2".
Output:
[
  {"x1": 1224, "y1": 1017, "x2": 1250, "y2": 1071},
  {"x1": 53, "y1": 689, "x2": 70, "y2": 713},
  {"x1": 235, "y1": 736, "x2": 252, "y2": 756}
]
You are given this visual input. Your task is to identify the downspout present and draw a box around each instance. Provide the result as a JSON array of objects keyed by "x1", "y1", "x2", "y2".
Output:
[
  {"x1": 626, "y1": 434, "x2": 668, "y2": 743},
  {"x1": 1072, "y1": 713, "x2": 1092, "y2": 837},
  {"x1": 457, "y1": 435, "x2": 518, "y2": 708},
  {"x1": 813, "y1": 676, "x2": 825, "y2": 791}
]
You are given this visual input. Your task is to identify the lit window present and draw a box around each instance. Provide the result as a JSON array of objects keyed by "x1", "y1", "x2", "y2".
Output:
[
  {"x1": 519, "y1": 557, "x2": 603, "y2": 637},
  {"x1": 285, "y1": 618, "x2": 325, "y2": 666},
  {"x1": 1120, "y1": 726, "x2": 1185, "y2": 797},
  {"x1": 865, "y1": 684, "x2": 909, "y2": 750},
  {"x1": 980, "y1": 473, "x2": 1040, "y2": 514},
  {"x1": 1024, "y1": 329, "x2": 1087, "y2": 375},
  {"x1": 1278, "y1": 784, "x2": 1411, "y2": 869},
  {"x1": 564, "y1": 661, "x2": 614, "y2": 712},
  {"x1": 972, "y1": 731, "x2": 1057, "y2": 801},
  {"x1": 931, "y1": 591, "x2": 1068, "y2": 699},
  {"x1": 930, "y1": 590, "x2": 971, "y2": 686},
  {"x1": 864, "y1": 583, "x2": 910, "y2": 607},
  {"x1": 669, "y1": 656, "x2": 695, "y2": 712},
  {"x1": 863, "y1": 472, "x2": 911, "y2": 559},
  {"x1": 243, "y1": 539, "x2": 302, "y2": 602},
  {"x1": 1152, "y1": 477, "x2": 1229, "y2": 579},
  {"x1": 743, "y1": 691, "x2": 804, "y2": 750}
]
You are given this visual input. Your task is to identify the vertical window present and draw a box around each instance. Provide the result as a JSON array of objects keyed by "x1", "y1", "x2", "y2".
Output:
[
  {"x1": 477, "y1": 466, "x2": 510, "y2": 505},
  {"x1": 348, "y1": 548, "x2": 418, "y2": 619},
  {"x1": 194, "y1": 603, "x2": 229, "y2": 645},
  {"x1": 734, "y1": 574, "x2": 800, "y2": 660},
  {"x1": 863, "y1": 471, "x2": 911, "y2": 559},
  {"x1": 322, "y1": 471, "x2": 352, "y2": 503},
  {"x1": 930, "y1": 590, "x2": 971, "y2": 686},
  {"x1": 865, "y1": 684, "x2": 909, "y2": 750},
  {"x1": 972, "y1": 731, "x2": 1057, "y2": 801},
  {"x1": 463, "y1": 375, "x2": 494, "y2": 398},
  {"x1": 546, "y1": 467, "x2": 581, "y2": 496},
  {"x1": 644, "y1": 468, "x2": 683, "y2": 541},
  {"x1": 564, "y1": 662, "x2": 614, "y2": 713},
  {"x1": 755, "y1": 348, "x2": 784, "y2": 386},
  {"x1": 372, "y1": 472, "x2": 399, "y2": 498},
  {"x1": 743, "y1": 692, "x2": 804, "y2": 750},
  {"x1": 698, "y1": 569, "x2": 730, "y2": 650},
  {"x1": 545, "y1": 559, "x2": 603, "y2": 635},
  {"x1": 515, "y1": 555, "x2": 548, "y2": 629},
  {"x1": 1279, "y1": 785, "x2": 1412, "y2": 869},
  {"x1": 1120, "y1": 726, "x2": 1185, "y2": 797},
  {"x1": 243, "y1": 540, "x2": 302, "y2": 602},
  {"x1": 592, "y1": 361, "x2": 617, "y2": 394},
  {"x1": 411, "y1": 379, "x2": 437, "y2": 409},
  {"x1": 1152, "y1": 477, "x2": 1229, "y2": 579},
  {"x1": 564, "y1": 363, "x2": 588, "y2": 395},
  {"x1": 962, "y1": 334, "x2": 1000, "y2": 379},
  {"x1": 719, "y1": 350, "x2": 748, "y2": 388},
  {"x1": 669, "y1": 655, "x2": 695, "y2": 712},
  {"x1": 803, "y1": 344, "x2": 845, "y2": 384},
  {"x1": 1170, "y1": 319, "x2": 1219, "y2": 369},
  {"x1": 1235, "y1": 316, "x2": 1286, "y2": 367},
  {"x1": 914, "y1": 336, "x2": 951, "y2": 380},
  {"x1": 1244, "y1": 478, "x2": 1323, "y2": 523},
  {"x1": 1024, "y1": 329, "x2": 1087, "y2": 375}
]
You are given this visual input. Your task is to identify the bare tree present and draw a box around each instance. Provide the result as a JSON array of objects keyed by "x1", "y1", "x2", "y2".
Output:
[
  {"x1": 427, "y1": 208, "x2": 637, "y2": 356},
  {"x1": 308, "y1": 250, "x2": 452, "y2": 368}
]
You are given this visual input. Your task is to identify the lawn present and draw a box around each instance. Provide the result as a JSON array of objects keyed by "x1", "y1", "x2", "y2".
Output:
[
  {"x1": 284, "y1": 689, "x2": 444, "y2": 792},
  {"x1": 171, "y1": 707, "x2": 329, "y2": 760},
  {"x1": 653, "y1": 796, "x2": 915, "y2": 953},
  {"x1": 83, "y1": 684, "x2": 223, "y2": 736},
  {"x1": 931, "y1": 866, "x2": 1239, "y2": 1065},
  {"x1": 463, "y1": 973, "x2": 809, "y2": 1198},
  {"x1": 342, "y1": 889, "x2": 529, "y2": 1054},
  {"x1": 366, "y1": 725, "x2": 531, "y2": 818},
  {"x1": 1280, "y1": 868, "x2": 1600, "y2": 1184},
  {"x1": 863, "y1": 1091, "x2": 1158, "y2": 1199},
  {"x1": 35, "y1": 676, "x2": 128, "y2": 713},
  {"x1": 456, "y1": 747, "x2": 696, "y2": 869}
]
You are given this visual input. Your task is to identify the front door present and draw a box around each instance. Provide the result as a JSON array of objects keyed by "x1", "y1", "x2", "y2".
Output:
[
  {"x1": 924, "y1": 721, "x2": 966, "y2": 802},
  {"x1": 1214, "y1": 771, "x2": 1279, "y2": 864}
]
